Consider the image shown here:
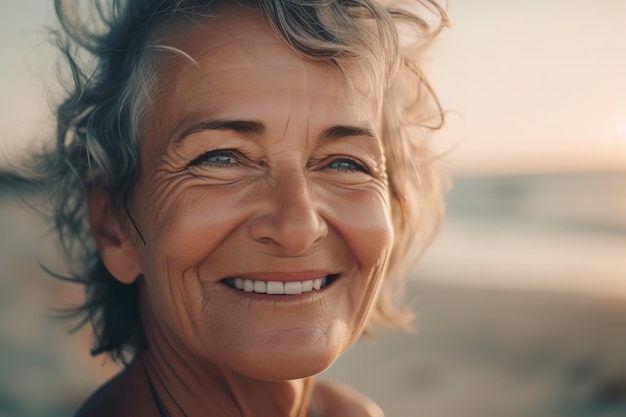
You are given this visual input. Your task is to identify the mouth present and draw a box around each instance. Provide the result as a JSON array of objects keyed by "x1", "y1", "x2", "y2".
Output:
[{"x1": 221, "y1": 274, "x2": 340, "y2": 295}]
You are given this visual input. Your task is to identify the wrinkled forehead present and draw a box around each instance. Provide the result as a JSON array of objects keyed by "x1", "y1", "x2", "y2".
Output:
[{"x1": 146, "y1": 4, "x2": 379, "y2": 116}]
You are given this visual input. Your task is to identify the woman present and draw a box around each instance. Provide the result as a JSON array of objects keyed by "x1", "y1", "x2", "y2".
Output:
[{"x1": 36, "y1": 0, "x2": 447, "y2": 415}]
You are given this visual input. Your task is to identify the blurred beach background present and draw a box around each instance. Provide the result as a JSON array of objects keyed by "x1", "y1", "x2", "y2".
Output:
[{"x1": 1, "y1": 1, "x2": 626, "y2": 417}]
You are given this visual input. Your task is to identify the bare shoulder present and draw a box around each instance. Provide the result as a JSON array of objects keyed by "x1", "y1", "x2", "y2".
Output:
[{"x1": 314, "y1": 380, "x2": 385, "y2": 417}]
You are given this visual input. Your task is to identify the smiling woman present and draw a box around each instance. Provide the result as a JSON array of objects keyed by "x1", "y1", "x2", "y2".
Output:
[{"x1": 24, "y1": 0, "x2": 448, "y2": 416}]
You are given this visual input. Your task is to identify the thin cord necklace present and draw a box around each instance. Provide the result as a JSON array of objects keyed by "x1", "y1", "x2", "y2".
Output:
[
  {"x1": 146, "y1": 373, "x2": 173, "y2": 417},
  {"x1": 143, "y1": 361, "x2": 245, "y2": 417}
]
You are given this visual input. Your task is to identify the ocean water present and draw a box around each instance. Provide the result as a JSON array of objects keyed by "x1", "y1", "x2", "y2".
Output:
[
  {"x1": 1, "y1": 171, "x2": 625, "y2": 417},
  {"x1": 415, "y1": 172, "x2": 626, "y2": 298}
]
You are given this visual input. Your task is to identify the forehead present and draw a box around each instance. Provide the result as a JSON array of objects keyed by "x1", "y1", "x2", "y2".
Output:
[{"x1": 145, "y1": 5, "x2": 378, "y2": 137}]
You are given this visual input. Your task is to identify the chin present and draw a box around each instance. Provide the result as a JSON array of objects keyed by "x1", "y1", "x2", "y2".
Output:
[
  {"x1": 230, "y1": 328, "x2": 352, "y2": 381},
  {"x1": 246, "y1": 361, "x2": 333, "y2": 382},
  {"x1": 238, "y1": 350, "x2": 338, "y2": 382}
]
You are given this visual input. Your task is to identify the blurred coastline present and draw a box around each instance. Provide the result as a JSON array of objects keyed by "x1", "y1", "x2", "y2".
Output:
[
  {"x1": 415, "y1": 172, "x2": 626, "y2": 298},
  {"x1": 1, "y1": 170, "x2": 626, "y2": 417}
]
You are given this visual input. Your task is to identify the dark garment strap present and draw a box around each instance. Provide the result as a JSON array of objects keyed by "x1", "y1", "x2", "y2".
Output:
[{"x1": 146, "y1": 372, "x2": 170, "y2": 417}]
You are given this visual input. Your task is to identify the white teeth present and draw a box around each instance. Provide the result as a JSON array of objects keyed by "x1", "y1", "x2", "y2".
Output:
[
  {"x1": 234, "y1": 278, "x2": 244, "y2": 290},
  {"x1": 266, "y1": 281, "x2": 285, "y2": 295},
  {"x1": 253, "y1": 280, "x2": 267, "y2": 294},
  {"x1": 284, "y1": 281, "x2": 302, "y2": 295},
  {"x1": 229, "y1": 277, "x2": 333, "y2": 294}
]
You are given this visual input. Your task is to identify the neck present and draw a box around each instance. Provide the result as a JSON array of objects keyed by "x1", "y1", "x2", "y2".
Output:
[{"x1": 139, "y1": 318, "x2": 315, "y2": 417}]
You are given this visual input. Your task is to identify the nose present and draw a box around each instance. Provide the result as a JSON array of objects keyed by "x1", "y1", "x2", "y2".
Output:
[{"x1": 248, "y1": 170, "x2": 328, "y2": 256}]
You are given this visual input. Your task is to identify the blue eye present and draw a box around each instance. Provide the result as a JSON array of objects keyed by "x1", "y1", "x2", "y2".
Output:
[
  {"x1": 328, "y1": 158, "x2": 370, "y2": 174},
  {"x1": 190, "y1": 149, "x2": 239, "y2": 167}
]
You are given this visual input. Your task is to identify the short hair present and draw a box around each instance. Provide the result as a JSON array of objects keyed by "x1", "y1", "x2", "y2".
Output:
[{"x1": 33, "y1": 0, "x2": 448, "y2": 362}]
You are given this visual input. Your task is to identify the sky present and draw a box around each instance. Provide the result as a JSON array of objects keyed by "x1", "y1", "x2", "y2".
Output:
[
  {"x1": 428, "y1": 0, "x2": 626, "y2": 174},
  {"x1": 1, "y1": 0, "x2": 625, "y2": 175}
]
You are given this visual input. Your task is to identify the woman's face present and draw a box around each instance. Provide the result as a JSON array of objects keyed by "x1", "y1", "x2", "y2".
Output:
[{"x1": 126, "y1": 7, "x2": 393, "y2": 381}]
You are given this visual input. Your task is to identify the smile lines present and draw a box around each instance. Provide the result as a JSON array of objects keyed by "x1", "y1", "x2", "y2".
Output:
[{"x1": 223, "y1": 275, "x2": 338, "y2": 295}]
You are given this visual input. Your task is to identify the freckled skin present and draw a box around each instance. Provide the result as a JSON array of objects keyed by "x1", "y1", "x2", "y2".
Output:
[{"x1": 90, "y1": 5, "x2": 392, "y2": 417}]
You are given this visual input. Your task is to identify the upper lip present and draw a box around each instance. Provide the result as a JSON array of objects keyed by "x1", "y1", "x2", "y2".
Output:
[{"x1": 225, "y1": 271, "x2": 335, "y2": 282}]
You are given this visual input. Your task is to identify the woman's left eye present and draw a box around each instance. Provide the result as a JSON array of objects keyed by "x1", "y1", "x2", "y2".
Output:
[{"x1": 328, "y1": 158, "x2": 370, "y2": 174}]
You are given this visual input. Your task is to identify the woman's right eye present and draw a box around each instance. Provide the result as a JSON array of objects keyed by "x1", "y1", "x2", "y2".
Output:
[{"x1": 189, "y1": 149, "x2": 240, "y2": 167}]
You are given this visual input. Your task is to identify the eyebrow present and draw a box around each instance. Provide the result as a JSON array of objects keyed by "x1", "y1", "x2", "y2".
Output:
[
  {"x1": 320, "y1": 125, "x2": 376, "y2": 141},
  {"x1": 172, "y1": 119, "x2": 266, "y2": 145},
  {"x1": 171, "y1": 119, "x2": 376, "y2": 146}
]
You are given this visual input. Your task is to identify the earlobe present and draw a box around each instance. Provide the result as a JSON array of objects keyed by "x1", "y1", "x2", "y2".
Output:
[{"x1": 87, "y1": 187, "x2": 143, "y2": 284}]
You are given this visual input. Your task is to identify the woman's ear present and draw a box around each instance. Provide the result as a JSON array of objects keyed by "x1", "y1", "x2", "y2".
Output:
[{"x1": 87, "y1": 187, "x2": 143, "y2": 284}]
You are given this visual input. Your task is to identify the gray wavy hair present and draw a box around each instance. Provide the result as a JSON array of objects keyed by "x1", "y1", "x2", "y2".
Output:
[{"x1": 34, "y1": 0, "x2": 448, "y2": 362}]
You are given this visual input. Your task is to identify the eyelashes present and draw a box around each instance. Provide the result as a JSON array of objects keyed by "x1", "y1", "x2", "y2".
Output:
[
  {"x1": 189, "y1": 149, "x2": 241, "y2": 168},
  {"x1": 189, "y1": 149, "x2": 371, "y2": 175}
]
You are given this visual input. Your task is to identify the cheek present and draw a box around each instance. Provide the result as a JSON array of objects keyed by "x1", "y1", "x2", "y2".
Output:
[
  {"x1": 320, "y1": 187, "x2": 393, "y2": 338},
  {"x1": 133, "y1": 180, "x2": 261, "y2": 341},
  {"x1": 322, "y1": 186, "x2": 394, "y2": 272},
  {"x1": 140, "y1": 181, "x2": 259, "y2": 278}
]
